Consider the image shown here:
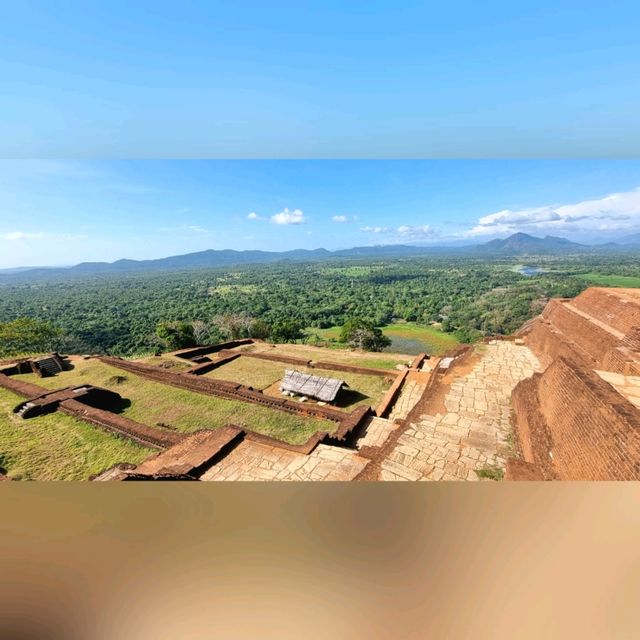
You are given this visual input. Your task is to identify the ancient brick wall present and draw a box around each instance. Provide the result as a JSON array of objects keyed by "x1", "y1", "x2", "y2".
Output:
[
  {"x1": 375, "y1": 369, "x2": 409, "y2": 418},
  {"x1": 542, "y1": 299, "x2": 620, "y2": 364},
  {"x1": 186, "y1": 352, "x2": 240, "y2": 375},
  {"x1": 59, "y1": 399, "x2": 182, "y2": 449},
  {"x1": 171, "y1": 339, "x2": 255, "y2": 360},
  {"x1": 571, "y1": 288, "x2": 640, "y2": 335},
  {"x1": 245, "y1": 351, "x2": 312, "y2": 367},
  {"x1": 601, "y1": 346, "x2": 640, "y2": 376},
  {"x1": 526, "y1": 320, "x2": 593, "y2": 369},
  {"x1": 312, "y1": 360, "x2": 398, "y2": 378},
  {"x1": 512, "y1": 357, "x2": 640, "y2": 480},
  {"x1": 0, "y1": 373, "x2": 49, "y2": 398}
]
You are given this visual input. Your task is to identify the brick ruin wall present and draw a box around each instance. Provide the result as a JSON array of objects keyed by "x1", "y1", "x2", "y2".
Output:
[
  {"x1": 512, "y1": 357, "x2": 640, "y2": 480},
  {"x1": 59, "y1": 399, "x2": 182, "y2": 449},
  {"x1": 171, "y1": 339, "x2": 255, "y2": 360},
  {"x1": 312, "y1": 360, "x2": 398, "y2": 378},
  {"x1": 375, "y1": 368, "x2": 409, "y2": 418},
  {"x1": 571, "y1": 288, "x2": 640, "y2": 335},
  {"x1": 0, "y1": 372, "x2": 180, "y2": 449},
  {"x1": 98, "y1": 356, "x2": 350, "y2": 423},
  {"x1": 186, "y1": 352, "x2": 241, "y2": 375},
  {"x1": 526, "y1": 319, "x2": 595, "y2": 370},
  {"x1": 541, "y1": 298, "x2": 621, "y2": 364},
  {"x1": 0, "y1": 373, "x2": 49, "y2": 398}
]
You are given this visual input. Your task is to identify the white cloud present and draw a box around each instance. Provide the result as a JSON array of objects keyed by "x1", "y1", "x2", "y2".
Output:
[
  {"x1": 397, "y1": 224, "x2": 434, "y2": 240},
  {"x1": 186, "y1": 225, "x2": 208, "y2": 234},
  {"x1": 1, "y1": 231, "x2": 46, "y2": 241},
  {"x1": 465, "y1": 188, "x2": 640, "y2": 238},
  {"x1": 332, "y1": 215, "x2": 348, "y2": 223},
  {"x1": 360, "y1": 226, "x2": 390, "y2": 234},
  {"x1": 270, "y1": 208, "x2": 306, "y2": 225},
  {"x1": 360, "y1": 224, "x2": 436, "y2": 241},
  {"x1": 1, "y1": 231, "x2": 85, "y2": 242},
  {"x1": 247, "y1": 211, "x2": 261, "y2": 220}
]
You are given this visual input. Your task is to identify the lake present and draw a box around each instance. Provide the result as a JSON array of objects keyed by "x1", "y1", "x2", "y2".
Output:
[{"x1": 518, "y1": 265, "x2": 544, "y2": 277}]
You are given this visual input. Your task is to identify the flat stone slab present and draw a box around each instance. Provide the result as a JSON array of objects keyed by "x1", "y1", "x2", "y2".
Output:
[
  {"x1": 135, "y1": 426, "x2": 244, "y2": 477},
  {"x1": 200, "y1": 441, "x2": 369, "y2": 481}
]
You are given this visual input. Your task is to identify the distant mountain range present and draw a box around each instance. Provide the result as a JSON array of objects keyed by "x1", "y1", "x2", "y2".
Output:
[{"x1": 2, "y1": 233, "x2": 639, "y2": 279}]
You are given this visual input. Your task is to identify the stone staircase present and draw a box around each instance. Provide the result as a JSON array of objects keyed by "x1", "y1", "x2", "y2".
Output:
[{"x1": 33, "y1": 354, "x2": 64, "y2": 377}]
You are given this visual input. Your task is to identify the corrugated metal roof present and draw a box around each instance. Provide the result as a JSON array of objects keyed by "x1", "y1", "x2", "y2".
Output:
[{"x1": 280, "y1": 369, "x2": 346, "y2": 402}]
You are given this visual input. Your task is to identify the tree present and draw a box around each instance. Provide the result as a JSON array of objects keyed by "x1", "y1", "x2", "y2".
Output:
[
  {"x1": 155, "y1": 321, "x2": 196, "y2": 350},
  {"x1": 0, "y1": 318, "x2": 63, "y2": 357},
  {"x1": 269, "y1": 320, "x2": 304, "y2": 343},
  {"x1": 248, "y1": 318, "x2": 271, "y2": 339},
  {"x1": 191, "y1": 320, "x2": 211, "y2": 346},
  {"x1": 211, "y1": 313, "x2": 253, "y2": 340},
  {"x1": 339, "y1": 319, "x2": 391, "y2": 352}
]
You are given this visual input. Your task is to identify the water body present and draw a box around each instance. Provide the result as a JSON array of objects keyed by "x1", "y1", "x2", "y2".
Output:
[
  {"x1": 384, "y1": 336, "x2": 431, "y2": 355},
  {"x1": 518, "y1": 265, "x2": 544, "y2": 277}
]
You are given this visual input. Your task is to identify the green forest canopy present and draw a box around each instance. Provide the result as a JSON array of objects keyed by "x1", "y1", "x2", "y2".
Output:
[{"x1": 1, "y1": 254, "x2": 636, "y2": 357}]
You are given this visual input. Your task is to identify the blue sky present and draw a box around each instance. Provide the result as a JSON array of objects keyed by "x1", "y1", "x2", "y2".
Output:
[
  {"x1": 1, "y1": 1, "x2": 639, "y2": 157},
  {"x1": 1, "y1": 160, "x2": 640, "y2": 268}
]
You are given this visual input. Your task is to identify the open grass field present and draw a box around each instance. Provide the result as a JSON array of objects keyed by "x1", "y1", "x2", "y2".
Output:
[
  {"x1": 260, "y1": 341, "x2": 412, "y2": 370},
  {"x1": 575, "y1": 273, "x2": 640, "y2": 288},
  {"x1": 18, "y1": 358, "x2": 336, "y2": 445},
  {"x1": 306, "y1": 322, "x2": 460, "y2": 356},
  {"x1": 207, "y1": 355, "x2": 391, "y2": 411},
  {"x1": 0, "y1": 387, "x2": 152, "y2": 480},
  {"x1": 132, "y1": 353, "x2": 194, "y2": 371}
]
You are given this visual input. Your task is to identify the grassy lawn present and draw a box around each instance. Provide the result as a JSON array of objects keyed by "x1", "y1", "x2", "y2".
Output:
[
  {"x1": 575, "y1": 273, "x2": 640, "y2": 288},
  {"x1": 267, "y1": 340, "x2": 411, "y2": 369},
  {"x1": 18, "y1": 359, "x2": 336, "y2": 445},
  {"x1": 306, "y1": 322, "x2": 459, "y2": 356},
  {"x1": 0, "y1": 387, "x2": 152, "y2": 480},
  {"x1": 206, "y1": 356, "x2": 285, "y2": 390},
  {"x1": 132, "y1": 353, "x2": 194, "y2": 371}
]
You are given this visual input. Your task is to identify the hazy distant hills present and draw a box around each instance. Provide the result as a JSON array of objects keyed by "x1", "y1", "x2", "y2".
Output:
[{"x1": 2, "y1": 233, "x2": 639, "y2": 279}]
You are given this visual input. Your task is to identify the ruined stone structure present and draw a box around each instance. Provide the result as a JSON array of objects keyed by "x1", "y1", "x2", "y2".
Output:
[
  {"x1": 510, "y1": 287, "x2": 640, "y2": 480},
  {"x1": 6, "y1": 289, "x2": 638, "y2": 482}
]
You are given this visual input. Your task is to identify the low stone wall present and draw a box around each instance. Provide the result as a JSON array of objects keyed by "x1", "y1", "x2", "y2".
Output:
[
  {"x1": 0, "y1": 373, "x2": 49, "y2": 398},
  {"x1": 375, "y1": 369, "x2": 409, "y2": 418},
  {"x1": 511, "y1": 356, "x2": 640, "y2": 480},
  {"x1": 186, "y1": 352, "x2": 241, "y2": 375},
  {"x1": 171, "y1": 339, "x2": 255, "y2": 360},
  {"x1": 409, "y1": 353, "x2": 428, "y2": 370},
  {"x1": 245, "y1": 351, "x2": 312, "y2": 367},
  {"x1": 59, "y1": 399, "x2": 182, "y2": 449},
  {"x1": 313, "y1": 360, "x2": 398, "y2": 378}
]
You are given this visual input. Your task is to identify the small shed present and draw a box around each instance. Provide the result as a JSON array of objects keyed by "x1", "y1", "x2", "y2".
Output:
[{"x1": 280, "y1": 370, "x2": 346, "y2": 403}]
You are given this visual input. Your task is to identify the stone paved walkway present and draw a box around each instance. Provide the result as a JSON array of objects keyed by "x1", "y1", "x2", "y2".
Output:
[
  {"x1": 200, "y1": 441, "x2": 369, "y2": 481},
  {"x1": 388, "y1": 379, "x2": 426, "y2": 422},
  {"x1": 380, "y1": 342, "x2": 541, "y2": 481},
  {"x1": 355, "y1": 416, "x2": 398, "y2": 450}
]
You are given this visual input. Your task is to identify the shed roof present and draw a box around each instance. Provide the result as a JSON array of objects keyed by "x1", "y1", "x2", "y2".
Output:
[{"x1": 280, "y1": 369, "x2": 346, "y2": 402}]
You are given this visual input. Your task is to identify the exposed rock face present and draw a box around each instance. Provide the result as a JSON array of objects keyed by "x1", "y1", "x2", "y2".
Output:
[{"x1": 510, "y1": 287, "x2": 640, "y2": 480}]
